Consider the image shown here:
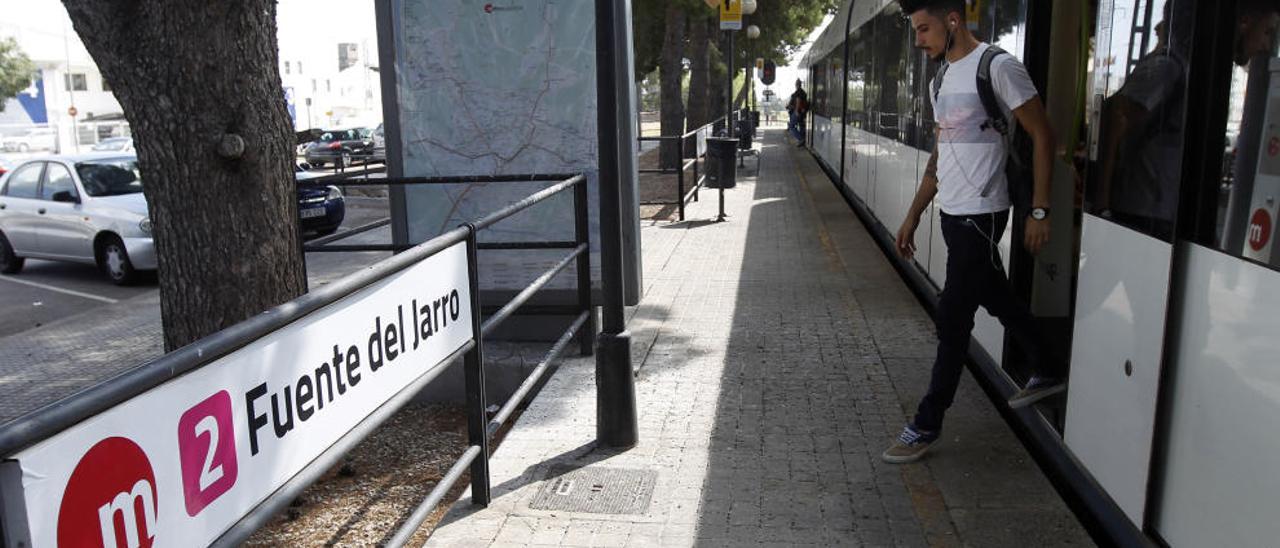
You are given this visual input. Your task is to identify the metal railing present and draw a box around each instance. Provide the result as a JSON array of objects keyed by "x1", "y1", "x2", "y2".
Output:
[
  {"x1": 295, "y1": 172, "x2": 595, "y2": 546},
  {"x1": 636, "y1": 116, "x2": 725, "y2": 221},
  {"x1": 0, "y1": 173, "x2": 594, "y2": 548}
]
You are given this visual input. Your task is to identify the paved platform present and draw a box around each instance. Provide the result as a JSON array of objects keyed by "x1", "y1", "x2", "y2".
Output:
[{"x1": 427, "y1": 129, "x2": 1092, "y2": 547}]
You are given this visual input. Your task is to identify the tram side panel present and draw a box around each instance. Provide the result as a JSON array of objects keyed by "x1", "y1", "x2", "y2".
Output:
[{"x1": 1156, "y1": 247, "x2": 1280, "y2": 547}]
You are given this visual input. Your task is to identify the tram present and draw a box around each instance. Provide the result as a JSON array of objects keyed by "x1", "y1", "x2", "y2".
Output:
[{"x1": 800, "y1": 0, "x2": 1280, "y2": 546}]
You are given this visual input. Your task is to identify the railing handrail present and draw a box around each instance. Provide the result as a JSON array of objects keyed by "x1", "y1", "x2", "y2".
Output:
[
  {"x1": 636, "y1": 114, "x2": 727, "y2": 143},
  {"x1": 0, "y1": 172, "x2": 587, "y2": 459},
  {"x1": 635, "y1": 117, "x2": 723, "y2": 221}
]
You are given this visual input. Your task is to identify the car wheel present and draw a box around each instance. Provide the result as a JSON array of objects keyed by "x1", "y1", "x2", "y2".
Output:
[
  {"x1": 316, "y1": 226, "x2": 340, "y2": 237},
  {"x1": 0, "y1": 233, "x2": 24, "y2": 275},
  {"x1": 99, "y1": 236, "x2": 138, "y2": 285}
]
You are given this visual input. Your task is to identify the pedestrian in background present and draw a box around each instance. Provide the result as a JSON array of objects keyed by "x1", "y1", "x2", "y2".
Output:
[{"x1": 786, "y1": 79, "x2": 808, "y2": 146}]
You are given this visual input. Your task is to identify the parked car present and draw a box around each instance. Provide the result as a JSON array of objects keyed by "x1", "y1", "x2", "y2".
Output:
[
  {"x1": 0, "y1": 154, "x2": 154, "y2": 284},
  {"x1": 371, "y1": 123, "x2": 386, "y2": 163},
  {"x1": 295, "y1": 165, "x2": 346, "y2": 236},
  {"x1": 92, "y1": 137, "x2": 135, "y2": 152},
  {"x1": 2, "y1": 128, "x2": 58, "y2": 153},
  {"x1": 303, "y1": 128, "x2": 374, "y2": 168}
]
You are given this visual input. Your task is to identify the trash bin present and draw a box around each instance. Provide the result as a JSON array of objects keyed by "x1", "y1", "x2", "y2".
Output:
[
  {"x1": 705, "y1": 137, "x2": 737, "y2": 189},
  {"x1": 736, "y1": 116, "x2": 754, "y2": 150}
]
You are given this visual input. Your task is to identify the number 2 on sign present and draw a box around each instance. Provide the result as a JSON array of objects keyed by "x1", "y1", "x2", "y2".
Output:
[
  {"x1": 194, "y1": 415, "x2": 225, "y2": 490},
  {"x1": 178, "y1": 391, "x2": 239, "y2": 516}
]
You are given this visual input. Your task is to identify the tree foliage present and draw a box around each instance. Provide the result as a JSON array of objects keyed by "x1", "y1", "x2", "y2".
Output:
[
  {"x1": 632, "y1": 0, "x2": 836, "y2": 139},
  {"x1": 0, "y1": 37, "x2": 36, "y2": 113},
  {"x1": 633, "y1": 0, "x2": 837, "y2": 83}
]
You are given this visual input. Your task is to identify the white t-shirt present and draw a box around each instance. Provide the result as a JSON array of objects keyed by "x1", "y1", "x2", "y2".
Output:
[{"x1": 929, "y1": 43, "x2": 1038, "y2": 215}]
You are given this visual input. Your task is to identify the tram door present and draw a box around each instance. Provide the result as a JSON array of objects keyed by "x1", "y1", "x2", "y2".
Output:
[
  {"x1": 1152, "y1": 2, "x2": 1280, "y2": 545},
  {"x1": 1065, "y1": 0, "x2": 1192, "y2": 524}
]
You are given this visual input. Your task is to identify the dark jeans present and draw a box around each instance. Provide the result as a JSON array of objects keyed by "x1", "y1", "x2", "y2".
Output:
[
  {"x1": 788, "y1": 111, "x2": 805, "y2": 143},
  {"x1": 912, "y1": 210, "x2": 1062, "y2": 432}
]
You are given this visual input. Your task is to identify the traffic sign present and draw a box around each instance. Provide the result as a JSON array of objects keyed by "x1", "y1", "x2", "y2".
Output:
[
  {"x1": 762, "y1": 60, "x2": 776, "y2": 85},
  {"x1": 67, "y1": 106, "x2": 78, "y2": 117},
  {"x1": 720, "y1": 0, "x2": 742, "y2": 30}
]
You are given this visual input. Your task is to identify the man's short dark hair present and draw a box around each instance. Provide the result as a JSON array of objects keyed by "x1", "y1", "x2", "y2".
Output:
[{"x1": 898, "y1": 0, "x2": 966, "y2": 18}]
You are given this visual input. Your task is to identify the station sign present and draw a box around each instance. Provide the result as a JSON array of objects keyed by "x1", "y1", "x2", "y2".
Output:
[{"x1": 1, "y1": 242, "x2": 473, "y2": 547}]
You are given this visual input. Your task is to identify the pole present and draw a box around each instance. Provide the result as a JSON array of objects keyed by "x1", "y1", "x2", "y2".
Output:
[
  {"x1": 725, "y1": 30, "x2": 734, "y2": 139},
  {"x1": 594, "y1": 0, "x2": 638, "y2": 448}
]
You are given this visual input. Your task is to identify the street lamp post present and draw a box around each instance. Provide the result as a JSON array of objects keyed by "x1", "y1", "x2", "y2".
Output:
[
  {"x1": 725, "y1": 1, "x2": 758, "y2": 138},
  {"x1": 594, "y1": 0, "x2": 639, "y2": 449}
]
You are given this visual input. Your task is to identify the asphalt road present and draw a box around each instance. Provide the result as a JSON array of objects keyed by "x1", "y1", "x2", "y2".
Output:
[{"x1": 0, "y1": 193, "x2": 391, "y2": 339}]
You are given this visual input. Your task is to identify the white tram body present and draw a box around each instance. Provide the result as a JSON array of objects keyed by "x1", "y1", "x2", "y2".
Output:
[{"x1": 800, "y1": 1, "x2": 1280, "y2": 546}]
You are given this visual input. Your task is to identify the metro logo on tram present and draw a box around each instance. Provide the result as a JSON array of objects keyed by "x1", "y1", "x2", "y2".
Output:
[
  {"x1": 57, "y1": 437, "x2": 158, "y2": 548},
  {"x1": 1249, "y1": 208, "x2": 1271, "y2": 252}
]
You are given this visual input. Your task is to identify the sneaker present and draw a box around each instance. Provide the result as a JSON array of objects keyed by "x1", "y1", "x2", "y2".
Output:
[
  {"x1": 881, "y1": 424, "x2": 939, "y2": 464},
  {"x1": 1008, "y1": 376, "x2": 1067, "y2": 409}
]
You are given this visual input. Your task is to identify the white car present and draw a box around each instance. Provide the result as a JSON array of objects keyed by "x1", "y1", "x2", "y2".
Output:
[
  {"x1": 0, "y1": 154, "x2": 155, "y2": 284},
  {"x1": 92, "y1": 137, "x2": 135, "y2": 152},
  {"x1": 2, "y1": 128, "x2": 58, "y2": 153}
]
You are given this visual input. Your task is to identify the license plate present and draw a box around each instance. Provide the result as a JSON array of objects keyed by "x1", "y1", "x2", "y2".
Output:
[{"x1": 300, "y1": 207, "x2": 326, "y2": 219}]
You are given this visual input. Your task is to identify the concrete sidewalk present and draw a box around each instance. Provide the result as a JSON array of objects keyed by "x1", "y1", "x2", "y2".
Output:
[{"x1": 427, "y1": 130, "x2": 1092, "y2": 547}]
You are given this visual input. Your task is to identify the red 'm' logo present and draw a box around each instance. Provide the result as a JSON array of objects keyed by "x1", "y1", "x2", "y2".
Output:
[
  {"x1": 1249, "y1": 208, "x2": 1272, "y2": 252},
  {"x1": 58, "y1": 437, "x2": 158, "y2": 548}
]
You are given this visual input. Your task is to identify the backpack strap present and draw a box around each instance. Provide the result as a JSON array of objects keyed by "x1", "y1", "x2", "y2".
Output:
[
  {"x1": 976, "y1": 46, "x2": 1010, "y2": 136},
  {"x1": 931, "y1": 60, "x2": 950, "y2": 104}
]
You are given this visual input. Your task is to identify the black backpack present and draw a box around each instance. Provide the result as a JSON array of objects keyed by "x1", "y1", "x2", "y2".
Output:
[{"x1": 931, "y1": 46, "x2": 1034, "y2": 208}]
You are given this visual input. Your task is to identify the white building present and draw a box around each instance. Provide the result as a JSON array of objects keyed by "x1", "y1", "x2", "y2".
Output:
[
  {"x1": 0, "y1": 1, "x2": 125, "y2": 153},
  {"x1": 0, "y1": 0, "x2": 381, "y2": 154}
]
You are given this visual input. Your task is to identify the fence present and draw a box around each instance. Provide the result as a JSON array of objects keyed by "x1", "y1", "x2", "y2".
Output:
[
  {"x1": 636, "y1": 116, "x2": 726, "y2": 221},
  {"x1": 0, "y1": 173, "x2": 594, "y2": 547}
]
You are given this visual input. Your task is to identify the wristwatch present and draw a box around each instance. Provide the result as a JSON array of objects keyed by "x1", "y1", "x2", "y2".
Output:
[{"x1": 1030, "y1": 207, "x2": 1050, "y2": 220}]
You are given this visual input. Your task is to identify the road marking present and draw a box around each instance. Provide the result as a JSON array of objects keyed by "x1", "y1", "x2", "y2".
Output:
[{"x1": 0, "y1": 276, "x2": 120, "y2": 303}]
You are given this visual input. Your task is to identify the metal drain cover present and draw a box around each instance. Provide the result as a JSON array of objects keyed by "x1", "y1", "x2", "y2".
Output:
[{"x1": 528, "y1": 465, "x2": 657, "y2": 515}]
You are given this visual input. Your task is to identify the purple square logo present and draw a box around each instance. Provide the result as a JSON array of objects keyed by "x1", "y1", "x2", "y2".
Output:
[{"x1": 177, "y1": 390, "x2": 238, "y2": 517}]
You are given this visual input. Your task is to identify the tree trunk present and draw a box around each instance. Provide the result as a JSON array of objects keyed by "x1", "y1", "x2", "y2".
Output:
[
  {"x1": 711, "y1": 30, "x2": 728, "y2": 131},
  {"x1": 734, "y1": 75, "x2": 750, "y2": 110},
  {"x1": 685, "y1": 17, "x2": 712, "y2": 131},
  {"x1": 658, "y1": 4, "x2": 686, "y2": 170},
  {"x1": 63, "y1": 1, "x2": 307, "y2": 352},
  {"x1": 683, "y1": 16, "x2": 711, "y2": 157}
]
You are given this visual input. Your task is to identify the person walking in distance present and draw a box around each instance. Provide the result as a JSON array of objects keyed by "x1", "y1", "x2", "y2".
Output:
[
  {"x1": 787, "y1": 79, "x2": 808, "y2": 146},
  {"x1": 883, "y1": 0, "x2": 1065, "y2": 464}
]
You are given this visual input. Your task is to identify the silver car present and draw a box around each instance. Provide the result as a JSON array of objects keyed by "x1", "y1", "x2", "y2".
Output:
[{"x1": 0, "y1": 154, "x2": 155, "y2": 284}]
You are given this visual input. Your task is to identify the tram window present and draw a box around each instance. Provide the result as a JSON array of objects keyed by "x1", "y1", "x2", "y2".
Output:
[
  {"x1": 985, "y1": 0, "x2": 1029, "y2": 59},
  {"x1": 1083, "y1": 0, "x2": 1195, "y2": 241},
  {"x1": 874, "y1": 10, "x2": 909, "y2": 142},
  {"x1": 829, "y1": 53, "x2": 844, "y2": 123},
  {"x1": 1207, "y1": 0, "x2": 1280, "y2": 265},
  {"x1": 848, "y1": 30, "x2": 869, "y2": 130}
]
